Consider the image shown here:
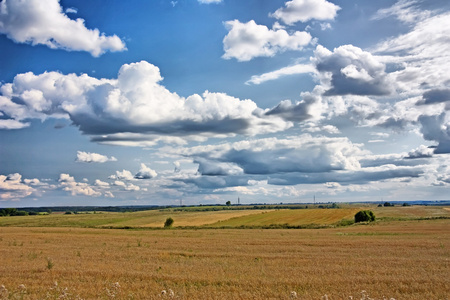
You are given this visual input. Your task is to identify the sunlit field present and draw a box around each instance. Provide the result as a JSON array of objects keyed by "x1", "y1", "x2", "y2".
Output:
[{"x1": 0, "y1": 206, "x2": 449, "y2": 299}]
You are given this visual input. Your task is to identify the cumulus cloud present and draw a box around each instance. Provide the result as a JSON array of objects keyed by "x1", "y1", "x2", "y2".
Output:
[
  {"x1": 0, "y1": 0, "x2": 126, "y2": 56},
  {"x1": 419, "y1": 114, "x2": 450, "y2": 154},
  {"x1": 109, "y1": 170, "x2": 134, "y2": 181},
  {"x1": 134, "y1": 163, "x2": 157, "y2": 179},
  {"x1": 0, "y1": 61, "x2": 291, "y2": 145},
  {"x1": 245, "y1": 63, "x2": 316, "y2": 85},
  {"x1": 406, "y1": 145, "x2": 434, "y2": 159},
  {"x1": 313, "y1": 45, "x2": 394, "y2": 96},
  {"x1": 222, "y1": 20, "x2": 312, "y2": 61},
  {"x1": 0, "y1": 173, "x2": 34, "y2": 200},
  {"x1": 76, "y1": 151, "x2": 117, "y2": 163},
  {"x1": 113, "y1": 180, "x2": 140, "y2": 191},
  {"x1": 195, "y1": 158, "x2": 243, "y2": 176},
  {"x1": 264, "y1": 85, "x2": 333, "y2": 123},
  {"x1": 270, "y1": 0, "x2": 341, "y2": 25},
  {"x1": 58, "y1": 173, "x2": 101, "y2": 197}
]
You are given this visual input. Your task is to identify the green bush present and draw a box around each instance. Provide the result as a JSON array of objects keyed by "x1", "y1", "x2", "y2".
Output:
[
  {"x1": 164, "y1": 217, "x2": 174, "y2": 228},
  {"x1": 0, "y1": 208, "x2": 28, "y2": 216},
  {"x1": 354, "y1": 210, "x2": 376, "y2": 223}
]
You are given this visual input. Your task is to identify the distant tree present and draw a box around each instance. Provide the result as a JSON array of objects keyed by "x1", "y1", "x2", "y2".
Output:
[
  {"x1": 383, "y1": 202, "x2": 392, "y2": 207},
  {"x1": 64, "y1": 211, "x2": 73, "y2": 215},
  {"x1": 402, "y1": 203, "x2": 410, "y2": 206},
  {"x1": 226, "y1": 201, "x2": 231, "y2": 206},
  {"x1": 164, "y1": 217, "x2": 174, "y2": 228},
  {"x1": 354, "y1": 210, "x2": 376, "y2": 223},
  {"x1": 0, "y1": 208, "x2": 27, "y2": 216},
  {"x1": 377, "y1": 204, "x2": 383, "y2": 207}
]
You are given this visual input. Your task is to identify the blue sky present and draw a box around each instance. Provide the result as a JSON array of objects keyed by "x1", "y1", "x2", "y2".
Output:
[{"x1": 1, "y1": 0, "x2": 449, "y2": 207}]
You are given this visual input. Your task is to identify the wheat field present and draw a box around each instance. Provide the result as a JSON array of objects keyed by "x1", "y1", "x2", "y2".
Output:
[{"x1": 0, "y1": 218, "x2": 448, "y2": 299}]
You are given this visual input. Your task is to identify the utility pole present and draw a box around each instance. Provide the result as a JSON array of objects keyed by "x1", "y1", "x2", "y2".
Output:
[
  {"x1": 314, "y1": 195, "x2": 316, "y2": 206},
  {"x1": 238, "y1": 197, "x2": 240, "y2": 205}
]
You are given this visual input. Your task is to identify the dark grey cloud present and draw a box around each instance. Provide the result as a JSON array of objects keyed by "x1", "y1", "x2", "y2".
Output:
[
  {"x1": 417, "y1": 89, "x2": 450, "y2": 105},
  {"x1": 264, "y1": 98, "x2": 313, "y2": 122},
  {"x1": 313, "y1": 45, "x2": 393, "y2": 96},
  {"x1": 419, "y1": 113, "x2": 450, "y2": 153},
  {"x1": 267, "y1": 166, "x2": 424, "y2": 185},
  {"x1": 177, "y1": 175, "x2": 249, "y2": 190}
]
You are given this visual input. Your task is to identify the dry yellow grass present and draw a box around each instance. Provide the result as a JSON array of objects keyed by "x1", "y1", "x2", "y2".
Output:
[
  {"x1": 210, "y1": 208, "x2": 361, "y2": 227},
  {"x1": 0, "y1": 219, "x2": 448, "y2": 299},
  {"x1": 100, "y1": 209, "x2": 273, "y2": 228},
  {"x1": 373, "y1": 205, "x2": 450, "y2": 219}
]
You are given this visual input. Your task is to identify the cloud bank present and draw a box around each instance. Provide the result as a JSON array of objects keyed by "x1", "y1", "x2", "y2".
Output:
[{"x1": 0, "y1": 61, "x2": 292, "y2": 145}]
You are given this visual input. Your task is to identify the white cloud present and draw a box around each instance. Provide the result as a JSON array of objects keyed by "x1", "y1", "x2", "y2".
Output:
[
  {"x1": 222, "y1": 20, "x2": 312, "y2": 62},
  {"x1": 113, "y1": 180, "x2": 126, "y2": 187},
  {"x1": 110, "y1": 170, "x2": 134, "y2": 181},
  {"x1": 0, "y1": 61, "x2": 292, "y2": 144},
  {"x1": 76, "y1": 151, "x2": 117, "y2": 163},
  {"x1": 0, "y1": 0, "x2": 126, "y2": 56},
  {"x1": 0, "y1": 119, "x2": 30, "y2": 129},
  {"x1": 374, "y1": 11, "x2": 450, "y2": 93},
  {"x1": 372, "y1": 0, "x2": 430, "y2": 24},
  {"x1": 135, "y1": 163, "x2": 158, "y2": 179},
  {"x1": 246, "y1": 63, "x2": 316, "y2": 85},
  {"x1": 58, "y1": 173, "x2": 101, "y2": 197},
  {"x1": 313, "y1": 44, "x2": 394, "y2": 96},
  {"x1": 0, "y1": 173, "x2": 34, "y2": 200},
  {"x1": 113, "y1": 180, "x2": 140, "y2": 191},
  {"x1": 124, "y1": 183, "x2": 140, "y2": 191},
  {"x1": 407, "y1": 145, "x2": 434, "y2": 159},
  {"x1": 270, "y1": 0, "x2": 341, "y2": 25},
  {"x1": 320, "y1": 22, "x2": 332, "y2": 30},
  {"x1": 94, "y1": 179, "x2": 110, "y2": 187},
  {"x1": 65, "y1": 7, "x2": 78, "y2": 14},
  {"x1": 58, "y1": 173, "x2": 75, "y2": 183}
]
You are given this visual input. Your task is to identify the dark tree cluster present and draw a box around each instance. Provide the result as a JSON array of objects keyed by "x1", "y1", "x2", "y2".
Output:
[
  {"x1": 0, "y1": 208, "x2": 28, "y2": 216},
  {"x1": 354, "y1": 210, "x2": 376, "y2": 223}
]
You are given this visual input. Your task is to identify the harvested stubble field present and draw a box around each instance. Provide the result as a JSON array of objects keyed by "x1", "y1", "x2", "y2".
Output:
[{"x1": 0, "y1": 206, "x2": 449, "y2": 299}]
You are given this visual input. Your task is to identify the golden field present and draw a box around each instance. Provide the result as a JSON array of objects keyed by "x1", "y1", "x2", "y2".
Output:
[{"x1": 0, "y1": 206, "x2": 449, "y2": 299}]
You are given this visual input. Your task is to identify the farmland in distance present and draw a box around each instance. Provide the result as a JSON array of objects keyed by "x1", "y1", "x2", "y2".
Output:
[{"x1": 0, "y1": 204, "x2": 449, "y2": 299}]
